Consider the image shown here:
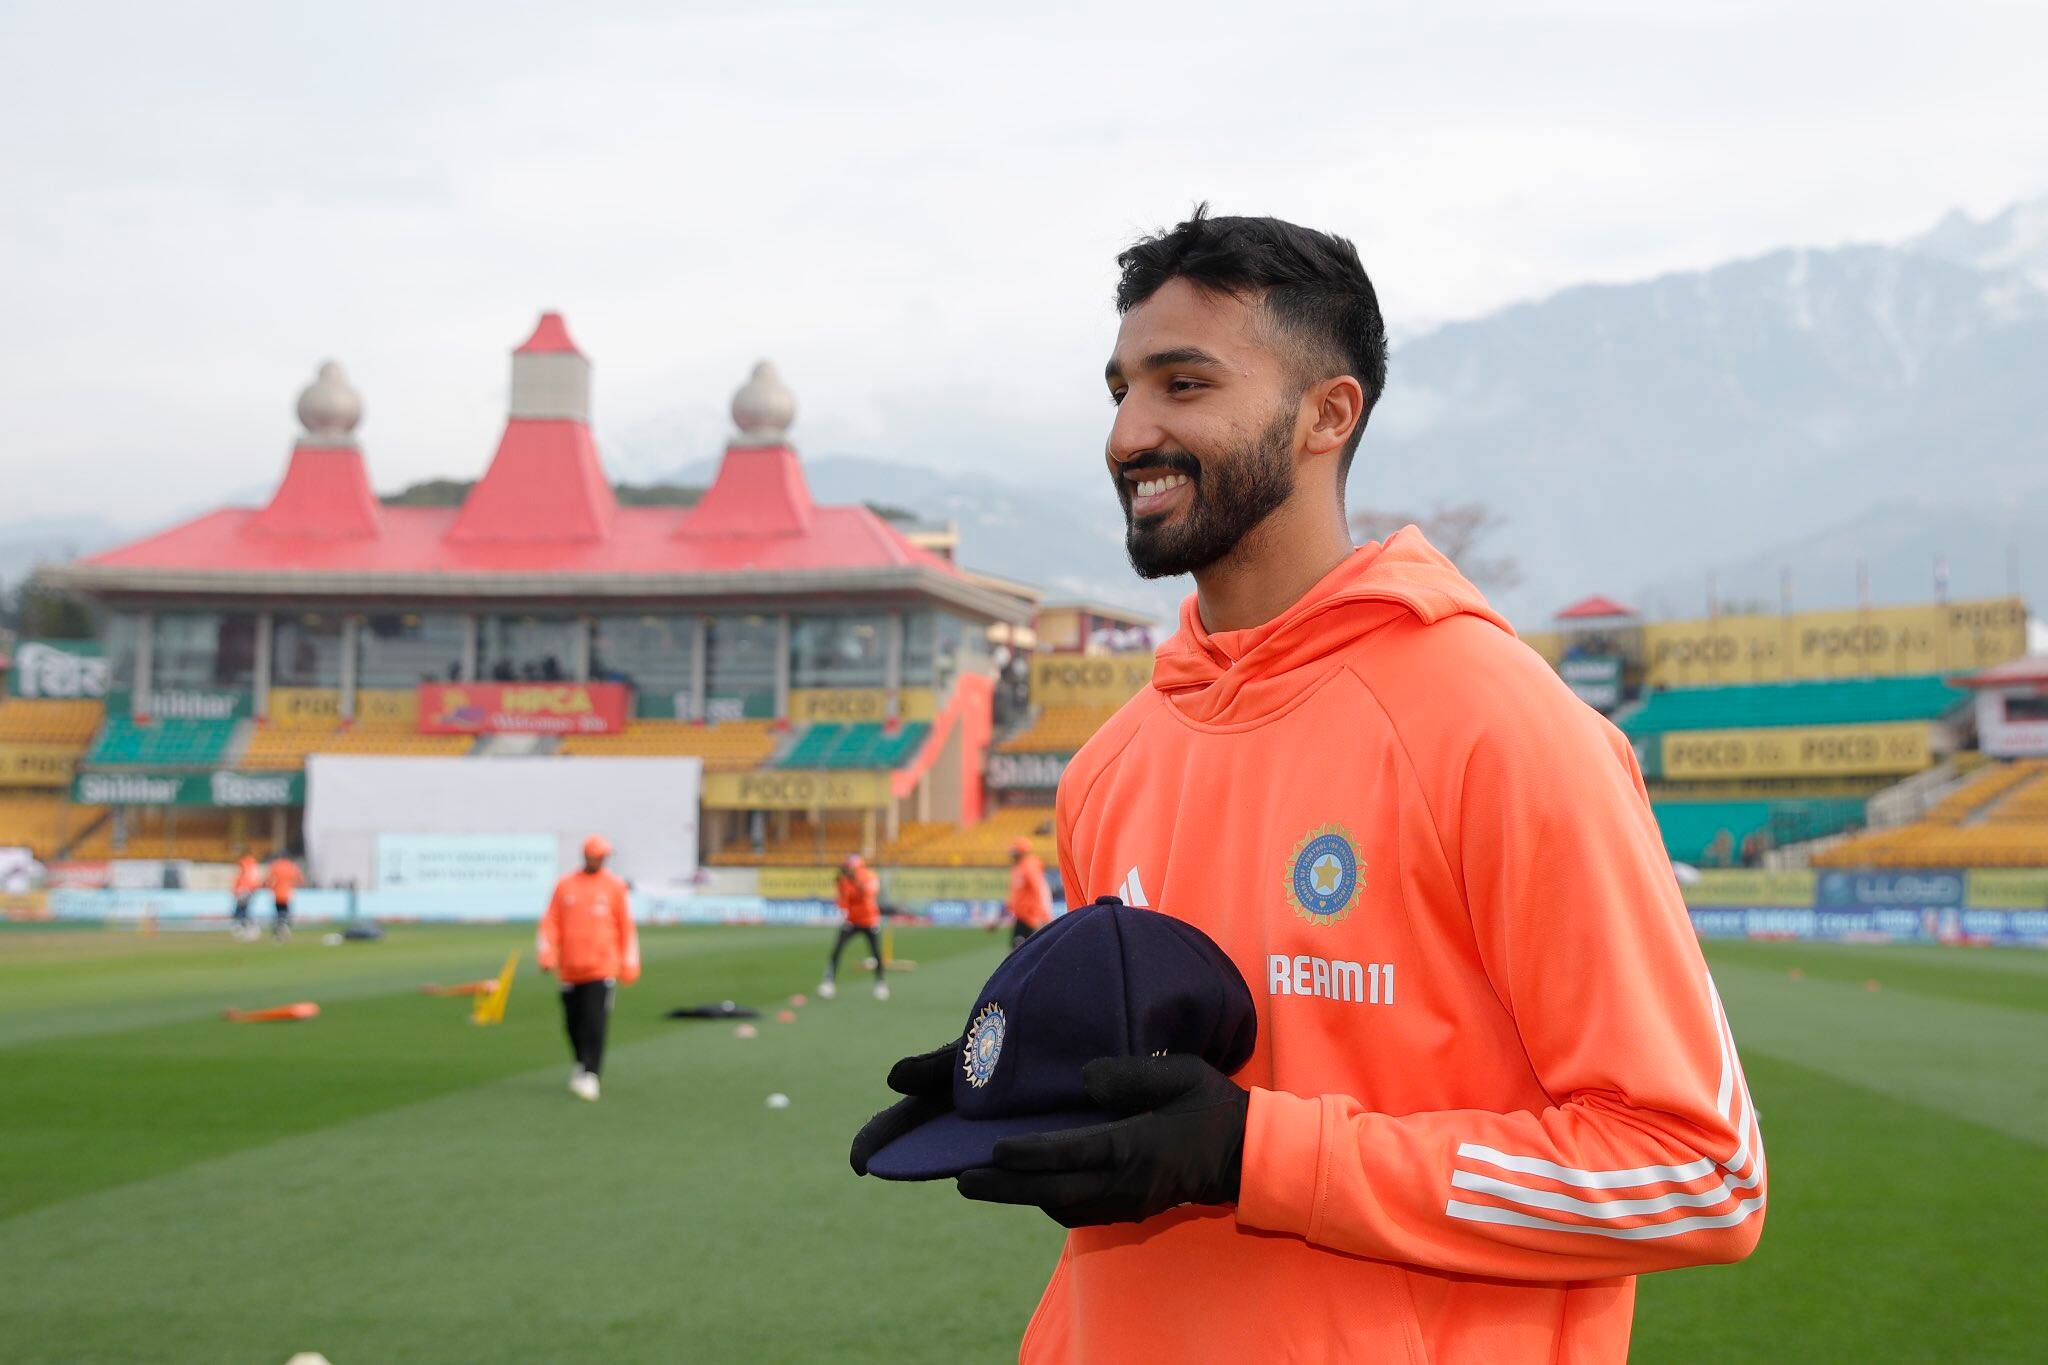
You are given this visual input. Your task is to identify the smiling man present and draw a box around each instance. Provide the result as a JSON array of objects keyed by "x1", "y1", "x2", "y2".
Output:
[{"x1": 858, "y1": 209, "x2": 1766, "y2": 1362}]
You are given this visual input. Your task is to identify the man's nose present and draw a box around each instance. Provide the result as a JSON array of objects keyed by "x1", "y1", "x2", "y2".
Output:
[{"x1": 1107, "y1": 395, "x2": 1165, "y2": 466}]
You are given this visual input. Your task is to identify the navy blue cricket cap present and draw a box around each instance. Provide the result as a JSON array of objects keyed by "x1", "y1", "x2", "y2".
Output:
[{"x1": 865, "y1": 897, "x2": 1256, "y2": 1181}]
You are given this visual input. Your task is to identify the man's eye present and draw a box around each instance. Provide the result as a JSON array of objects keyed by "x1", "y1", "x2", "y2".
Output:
[
  {"x1": 1167, "y1": 379, "x2": 1204, "y2": 395},
  {"x1": 1108, "y1": 389, "x2": 1126, "y2": 406}
]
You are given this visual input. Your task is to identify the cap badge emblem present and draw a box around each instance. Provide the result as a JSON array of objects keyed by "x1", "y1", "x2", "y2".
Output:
[{"x1": 963, "y1": 1002, "x2": 1007, "y2": 1088}]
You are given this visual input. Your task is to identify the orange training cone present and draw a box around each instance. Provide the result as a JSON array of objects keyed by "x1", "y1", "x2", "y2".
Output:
[{"x1": 225, "y1": 1002, "x2": 321, "y2": 1022}]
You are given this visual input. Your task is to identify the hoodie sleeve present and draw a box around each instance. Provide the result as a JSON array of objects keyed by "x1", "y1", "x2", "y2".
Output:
[
  {"x1": 1235, "y1": 655, "x2": 1765, "y2": 1282},
  {"x1": 615, "y1": 880, "x2": 641, "y2": 985},
  {"x1": 1054, "y1": 767, "x2": 1088, "y2": 911},
  {"x1": 536, "y1": 881, "x2": 562, "y2": 972}
]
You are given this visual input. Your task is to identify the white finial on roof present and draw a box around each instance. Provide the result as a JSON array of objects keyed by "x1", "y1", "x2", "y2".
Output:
[
  {"x1": 731, "y1": 360, "x2": 796, "y2": 446},
  {"x1": 295, "y1": 361, "x2": 362, "y2": 446}
]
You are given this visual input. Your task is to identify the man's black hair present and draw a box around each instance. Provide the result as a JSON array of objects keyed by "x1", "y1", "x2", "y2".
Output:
[{"x1": 1115, "y1": 205, "x2": 1387, "y2": 479}]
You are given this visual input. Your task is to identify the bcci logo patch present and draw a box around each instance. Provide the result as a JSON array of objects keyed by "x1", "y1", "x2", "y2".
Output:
[
  {"x1": 1286, "y1": 824, "x2": 1363, "y2": 925},
  {"x1": 963, "y1": 1002, "x2": 1006, "y2": 1088}
]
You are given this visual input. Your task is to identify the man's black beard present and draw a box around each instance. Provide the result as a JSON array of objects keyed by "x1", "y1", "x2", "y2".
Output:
[{"x1": 1121, "y1": 407, "x2": 1296, "y2": 580}]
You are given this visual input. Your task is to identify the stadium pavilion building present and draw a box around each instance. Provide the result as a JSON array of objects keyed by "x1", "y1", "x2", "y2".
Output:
[{"x1": 28, "y1": 314, "x2": 1029, "y2": 867}]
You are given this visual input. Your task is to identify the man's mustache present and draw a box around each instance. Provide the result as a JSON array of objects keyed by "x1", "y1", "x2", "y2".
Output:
[{"x1": 1117, "y1": 450, "x2": 1202, "y2": 485}]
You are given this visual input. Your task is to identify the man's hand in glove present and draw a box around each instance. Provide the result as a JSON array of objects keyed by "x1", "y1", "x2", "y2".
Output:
[
  {"x1": 849, "y1": 1038, "x2": 959, "y2": 1175},
  {"x1": 955, "y1": 1054, "x2": 1249, "y2": 1227}
]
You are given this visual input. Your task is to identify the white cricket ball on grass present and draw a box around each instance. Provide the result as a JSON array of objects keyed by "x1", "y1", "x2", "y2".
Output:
[{"x1": 765, "y1": 1092, "x2": 791, "y2": 1109}]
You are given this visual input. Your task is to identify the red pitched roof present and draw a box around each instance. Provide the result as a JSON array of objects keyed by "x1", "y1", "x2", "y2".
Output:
[
  {"x1": 245, "y1": 443, "x2": 381, "y2": 541},
  {"x1": 515, "y1": 311, "x2": 580, "y2": 354},
  {"x1": 1555, "y1": 594, "x2": 1639, "y2": 620},
  {"x1": 676, "y1": 444, "x2": 814, "y2": 538},
  {"x1": 78, "y1": 314, "x2": 959, "y2": 585},
  {"x1": 85, "y1": 502, "x2": 950, "y2": 577},
  {"x1": 447, "y1": 419, "x2": 616, "y2": 543}
]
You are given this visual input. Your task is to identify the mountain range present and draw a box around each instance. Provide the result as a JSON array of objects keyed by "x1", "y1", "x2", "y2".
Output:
[
  {"x1": 1363, "y1": 197, "x2": 2048, "y2": 624},
  {"x1": 700, "y1": 196, "x2": 2048, "y2": 628},
  {"x1": 10, "y1": 197, "x2": 2045, "y2": 633}
]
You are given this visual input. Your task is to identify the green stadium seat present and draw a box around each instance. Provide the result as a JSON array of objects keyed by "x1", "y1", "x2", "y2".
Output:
[
  {"x1": 778, "y1": 720, "x2": 933, "y2": 770},
  {"x1": 1652, "y1": 798, "x2": 1867, "y2": 865},
  {"x1": 780, "y1": 723, "x2": 845, "y2": 768},
  {"x1": 1621, "y1": 674, "x2": 1970, "y2": 738},
  {"x1": 872, "y1": 721, "x2": 929, "y2": 767},
  {"x1": 84, "y1": 715, "x2": 237, "y2": 767}
]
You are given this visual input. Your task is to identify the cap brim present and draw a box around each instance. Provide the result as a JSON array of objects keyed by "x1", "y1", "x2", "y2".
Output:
[{"x1": 864, "y1": 1105, "x2": 1113, "y2": 1181}]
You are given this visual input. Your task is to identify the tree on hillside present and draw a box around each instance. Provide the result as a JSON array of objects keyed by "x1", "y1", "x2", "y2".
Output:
[
  {"x1": 3, "y1": 575, "x2": 98, "y2": 640},
  {"x1": 380, "y1": 478, "x2": 474, "y2": 507},
  {"x1": 1351, "y1": 501, "x2": 1521, "y2": 591},
  {"x1": 613, "y1": 481, "x2": 705, "y2": 507}
]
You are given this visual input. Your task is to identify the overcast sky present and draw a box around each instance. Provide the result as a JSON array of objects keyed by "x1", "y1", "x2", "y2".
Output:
[{"x1": 2, "y1": 0, "x2": 2044, "y2": 528}]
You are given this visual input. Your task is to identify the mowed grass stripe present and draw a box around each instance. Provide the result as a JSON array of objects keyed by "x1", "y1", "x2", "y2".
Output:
[
  {"x1": 1703, "y1": 938, "x2": 2048, "y2": 1014},
  {"x1": 0, "y1": 926, "x2": 994, "y2": 1218},
  {"x1": 1707, "y1": 948, "x2": 2048, "y2": 1147},
  {"x1": 1634, "y1": 1048, "x2": 2048, "y2": 1362},
  {"x1": 0, "y1": 937, "x2": 1047, "y2": 1365},
  {"x1": 0, "y1": 924, "x2": 934, "y2": 1048}
]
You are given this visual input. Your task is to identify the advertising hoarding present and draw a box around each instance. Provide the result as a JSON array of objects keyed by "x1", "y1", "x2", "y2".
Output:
[{"x1": 417, "y1": 683, "x2": 629, "y2": 735}]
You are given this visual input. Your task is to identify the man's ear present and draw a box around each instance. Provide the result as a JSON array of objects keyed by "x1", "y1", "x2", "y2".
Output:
[{"x1": 1302, "y1": 376, "x2": 1365, "y2": 459}]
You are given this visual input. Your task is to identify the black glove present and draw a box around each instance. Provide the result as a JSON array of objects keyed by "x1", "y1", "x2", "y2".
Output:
[
  {"x1": 955, "y1": 1054, "x2": 1249, "y2": 1228},
  {"x1": 849, "y1": 1038, "x2": 960, "y2": 1176}
]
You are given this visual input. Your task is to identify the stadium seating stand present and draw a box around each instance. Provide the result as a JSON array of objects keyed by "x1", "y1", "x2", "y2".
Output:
[{"x1": 1813, "y1": 759, "x2": 2048, "y2": 868}]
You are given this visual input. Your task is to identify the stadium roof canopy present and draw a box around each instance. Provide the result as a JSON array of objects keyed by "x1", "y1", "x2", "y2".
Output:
[
  {"x1": 1039, "y1": 597, "x2": 1158, "y2": 629},
  {"x1": 1618, "y1": 673, "x2": 1972, "y2": 737},
  {"x1": 1554, "y1": 594, "x2": 1639, "y2": 621},
  {"x1": 48, "y1": 315, "x2": 1025, "y2": 623},
  {"x1": 1953, "y1": 656, "x2": 2048, "y2": 688}
]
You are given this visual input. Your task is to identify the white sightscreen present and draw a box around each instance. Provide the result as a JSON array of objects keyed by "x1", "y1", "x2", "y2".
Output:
[{"x1": 305, "y1": 756, "x2": 701, "y2": 890}]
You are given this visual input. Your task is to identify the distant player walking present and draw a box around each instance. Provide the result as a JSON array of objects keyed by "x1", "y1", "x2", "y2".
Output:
[
  {"x1": 537, "y1": 835, "x2": 639, "y2": 1102},
  {"x1": 1000, "y1": 837, "x2": 1052, "y2": 949},
  {"x1": 820, "y1": 854, "x2": 887, "y2": 1001},
  {"x1": 263, "y1": 854, "x2": 302, "y2": 941},
  {"x1": 231, "y1": 852, "x2": 262, "y2": 940}
]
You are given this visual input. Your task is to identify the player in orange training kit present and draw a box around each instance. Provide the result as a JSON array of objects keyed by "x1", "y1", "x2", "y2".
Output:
[
  {"x1": 537, "y1": 835, "x2": 640, "y2": 1102},
  {"x1": 860, "y1": 210, "x2": 1765, "y2": 1363},
  {"x1": 263, "y1": 855, "x2": 303, "y2": 941},
  {"x1": 999, "y1": 838, "x2": 1053, "y2": 950},
  {"x1": 231, "y1": 853, "x2": 263, "y2": 941},
  {"x1": 820, "y1": 854, "x2": 888, "y2": 1001}
]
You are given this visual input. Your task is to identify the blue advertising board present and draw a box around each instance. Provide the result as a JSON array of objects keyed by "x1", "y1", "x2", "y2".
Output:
[
  {"x1": 1815, "y1": 870, "x2": 1966, "y2": 910},
  {"x1": 1689, "y1": 906, "x2": 2048, "y2": 946}
]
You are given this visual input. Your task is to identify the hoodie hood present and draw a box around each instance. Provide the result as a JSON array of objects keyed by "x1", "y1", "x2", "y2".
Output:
[{"x1": 1149, "y1": 526, "x2": 1514, "y2": 725}]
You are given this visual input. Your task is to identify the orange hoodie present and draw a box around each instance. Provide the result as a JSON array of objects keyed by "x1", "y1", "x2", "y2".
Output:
[
  {"x1": 1007, "y1": 854, "x2": 1053, "y2": 929},
  {"x1": 264, "y1": 860, "x2": 303, "y2": 901},
  {"x1": 537, "y1": 869, "x2": 640, "y2": 986},
  {"x1": 1029, "y1": 529, "x2": 1764, "y2": 1365},
  {"x1": 838, "y1": 865, "x2": 882, "y2": 929}
]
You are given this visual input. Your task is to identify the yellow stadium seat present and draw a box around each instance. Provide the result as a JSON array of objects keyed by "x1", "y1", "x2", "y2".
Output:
[
  {"x1": 1814, "y1": 759, "x2": 2048, "y2": 868},
  {"x1": 60, "y1": 806, "x2": 245, "y2": 862},
  {"x1": 997, "y1": 706, "x2": 1121, "y2": 755},
  {"x1": 0, "y1": 698, "x2": 105, "y2": 748},
  {"x1": 0, "y1": 794, "x2": 108, "y2": 860},
  {"x1": 884, "y1": 806, "x2": 1057, "y2": 868},
  {"x1": 708, "y1": 814, "x2": 867, "y2": 867},
  {"x1": 240, "y1": 723, "x2": 474, "y2": 769},
  {"x1": 560, "y1": 720, "x2": 778, "y2": 770}
]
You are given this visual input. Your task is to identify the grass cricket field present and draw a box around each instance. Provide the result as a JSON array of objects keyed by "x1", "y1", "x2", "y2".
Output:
[{"x1": 2, "y1": 924, "x2": 2043, "y2": 1362}]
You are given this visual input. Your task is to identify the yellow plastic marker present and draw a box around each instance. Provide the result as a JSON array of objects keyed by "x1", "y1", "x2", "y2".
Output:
[{"x1": 471, "y1": 950, "x2": 519, "y2": 1026}]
